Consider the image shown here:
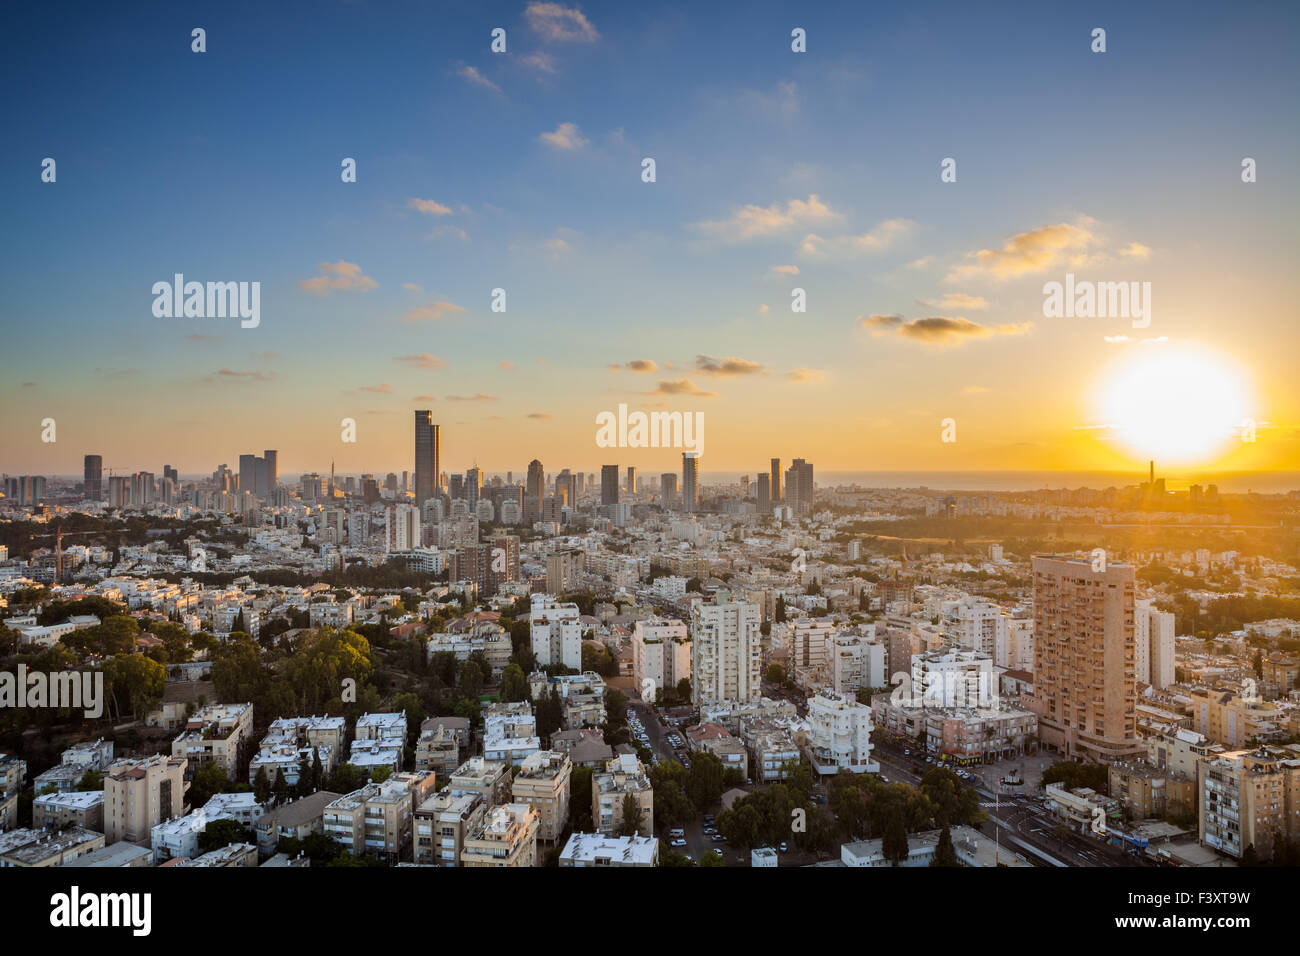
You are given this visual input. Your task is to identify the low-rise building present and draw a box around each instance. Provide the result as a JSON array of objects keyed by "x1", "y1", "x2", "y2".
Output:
[
  {"x1": 0, "y1": 826, "x2": 105, "y2": 867},
  {"x1": 560, "y1": 832, "x2": 658, "y2": 867},
  {"x1": 593, "y1": 754, "x2": 654, "y2": 837},
  {"x1": 253, "y1": 790, "x2": 341, "y2": 858},
  {"x1": 460, "y1": 803, "x2": 539, "y2": 867},
  {"x1": 413, "y1": 790, "x2": 485, "y2": 866},
  {"x1": 33, "y1": 790, "x2": 105, "y2": 832},
  {"x1": 323, "y1": 771, "x2": 436, "y2": 864},
  {"x1": 171, "y1": 702, "x2": 254, "y2": 776},
  {"x1": 511, "y1": 750, "x2": 572, "y2": 843},
  {"x1": 806, "y1": 692, "x2": 878, "y2": 775}
]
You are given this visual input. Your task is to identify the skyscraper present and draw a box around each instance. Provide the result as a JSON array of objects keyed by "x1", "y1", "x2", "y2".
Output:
[
  {"x1": 625, "y1": 466, "x2": 637, "y2": 495},
  {"x1": 682, "y1": 453, "x2": 698, "y2": 513},
  {"x1": 756, "y1": 473, "x2": 770, "y2": 513},
  {"x1": 466, "y1": 467, "x2": 483, "y2": 508},
  {"x1": 600, "y1": 465, "x2": 620, "y2": 506},
  {"x1": 785, "y1": 458, "x2": 814, "y2": 516},
  {"x1": 414, "y1": 411, "x2": 438, "y2": 506},
  {"x1": 769, "y1": 458, "x2": 782, "y2": 503},
  {"x1": 83, "y1": 455, "x2": 103, "y2": 500},
  {"x1": 238, "y1": 454, "x2": 257, "y2": 497},
  {"x1": 263, "y1": 450, "x2": 278, "y2": 495},
  {"x1": 1032, "y1": 556, "x2": 1142, "y2": 762},
  {"x1": 660, "y1": 473, "x2": 677, "y2": 509},
  {"x1": 525, "y1": 459, "x2": 545, "y2": 524}
]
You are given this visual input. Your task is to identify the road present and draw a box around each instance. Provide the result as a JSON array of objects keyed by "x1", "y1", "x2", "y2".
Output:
[{"x1": 871, "y1": 739, "x2": 1143, "y2": 868}]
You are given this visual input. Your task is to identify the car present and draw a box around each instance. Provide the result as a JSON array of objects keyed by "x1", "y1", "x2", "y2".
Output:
[
  {"x1": 670, "y1": 838, "x2": 687, "y2": 847},
  {"x1": 669, "y1": 828, "x2": 685, "y2": 837},
  {"x1": 683, "y1": 855, "x2": 695, "y2": 864},
  {"x1": 710, "y1": 848, "x2": 723, "y2": 856},
  {"x1": 904, "y1": 749, "x2": 911, "y2": 756},
  {"x1": 779, "y1": 842, "x2": 788, "y2": 853},
  {"x1": 712, "y1": 834, "x2": 726, "y2": 842}
]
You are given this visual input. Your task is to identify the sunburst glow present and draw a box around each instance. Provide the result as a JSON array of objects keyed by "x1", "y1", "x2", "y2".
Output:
[{"x1": 1092, "y1": 346, "x2": 1253, "y2": 465}]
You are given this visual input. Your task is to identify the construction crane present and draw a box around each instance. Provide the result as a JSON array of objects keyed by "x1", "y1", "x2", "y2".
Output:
[{"x1": 29, "y1": 526, "x2": 103, "y2": 584}]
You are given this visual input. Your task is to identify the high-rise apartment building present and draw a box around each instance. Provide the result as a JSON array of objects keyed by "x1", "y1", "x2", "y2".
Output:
[
  {"x1": 414, "y1": 411, "x2": 439, "y2": 506},
  {"x1": 785, "y1": 458, "x2": 814, "y2": 516},
  {"x1": 681, "y1": 453, "x2": 698, "y2": 513},
  {"x1": 690, "y1": 595, "x2": 761, "y2": 708},
  {"x1": 525, "y1": 459, "x2": 544, "y2": 524},
  {"x1": 660, "y1": 473, "x2": 677, "y2": 509},
  {"x1": 104, "y1": 754, "x2": 188, "y2": 846},
  {"x1": 625, "y1": 466, "x2": 636, "y2": 495},
  {"x1": 263, "y1": 449, "x2": 278, "y2": 495},
  {"x1": 83, "y1": 455, "x2": 102, "y2": 500},
  {"x1": 770, "y1": 458, "x2": 782, "y2": 502},
  {"x1": 756, "y1": 472, "x2": 770, "y2": 513},
  {"x1": 1031, "y1": 556, "x2": 1142, "y2": 762},
  {"x1": 600, "y1": 464, "x2": 619, "y2": 506},
  {"x1": 1134, "y1": 598, "x2": 1176, "y2": 689}
]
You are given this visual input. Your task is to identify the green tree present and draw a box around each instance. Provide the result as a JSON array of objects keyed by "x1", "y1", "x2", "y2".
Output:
[
  {"x1": 198, "y1": 818, "x2": 248, "y2": 854},
  {"x1": 501, "y1": 663, "x2": 530, "y2": 703},
  {"x1": 931, "y1": 825, "x2": 959, "y2": 867},
  {"x1": 272, "y1": 767, "x2": 289, "y2": 804},
  {"x1": 882, "y1": 816, "x2": 909, "y2": 866},
  {"x1": 253, "y1": 766, "x2": 271, "y2": 804},
  {"x1": 617, "y1": 792, "x2": 643, "y2": 837}
]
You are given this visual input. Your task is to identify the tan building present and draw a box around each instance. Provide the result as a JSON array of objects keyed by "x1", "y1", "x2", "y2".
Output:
[
  {"x1": 0, "y1": 826, "x2": 104, "y2": 867},
  {"x1": 32, "y1": 790, "x2": 105, "y2": 832},
  {"x1": 170, "y1": 702, "x2": 254, "y2": 776},
  {"x1": 104, "y1": 754, "x2": 187, "y2": 846},
  {"x1": 1262, "y1": 654, "x2": 1300, "y2": 698},
  {"x1": 323, "y1": 771, "x2": 437, "y2": 864},
  {"x1": 0, "y1": 753, "x2": 24, "y2": 831},
  {"x1": 1147, "y1": 728, "x2": 1224, "y2": 780},
  {"x1": 593, "y1": 754, "x2": 654, "y2": 837},
  {"x1": 448, "y1": 757, "x2": 511, "y2": 809},
  {"x1": 460, "y1": 803, "x2": 539, "y2": 867},
  {"x1": 413, "y1": 724, "x2": 461, "y2": 778},
  {"x1": 413, "y1": 790, "x2": 485, "y2": 866},
  {"x1": 511, "y1": 750, "x2": 572, "y2": 843},
  {"x1": 1199, "y1": 746, "x2": 1300, "y2": 861},
  {"x1": 686, "y1": 723, "x2": 749, "y2": 779},
  {"x1": 1031, "y1": 556, "x2": 1142, "y2": 762},
  {"x1": 1188, "y1": 690, "x2": 1288, "y2": 749},
  {"x1": 1108, "y1": 760, "x2": 1196, "y2": 819}
]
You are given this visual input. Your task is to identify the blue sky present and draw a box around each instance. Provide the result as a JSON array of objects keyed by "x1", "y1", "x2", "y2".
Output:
[{"x1": 2, "y1": 0, "x2": 1297, "y2": 480}]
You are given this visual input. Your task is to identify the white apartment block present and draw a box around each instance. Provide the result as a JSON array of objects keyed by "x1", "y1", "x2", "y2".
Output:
[
  {"x1": 831, "y1": 634, "x2": 886, "y2": 696},
  {"x1": 1135, "y1": 598, "x2": 1176, "y2": 689},
  {"x1": 632, "y1": 617, "x2": 691, "y2": 701},
  {"x1": 911, "y1": 649, "x2": 996, "y2": 708},
  {"x1": 806, "y1": 692, "x2": 878, "y2": 774},
  {"x1": 530, "y1": 595, "x2": 584, "y2": 671},
  {"x1": 690, "y1": 596, "x2": 762, "y2": 709}
]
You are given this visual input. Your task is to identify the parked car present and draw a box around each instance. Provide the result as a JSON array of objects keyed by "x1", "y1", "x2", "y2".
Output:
[{"x1": 670, "y1": 838, "x2": 687, "y2": 847}]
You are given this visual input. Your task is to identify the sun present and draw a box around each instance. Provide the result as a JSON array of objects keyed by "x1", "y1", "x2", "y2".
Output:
[{"x1": 1091, "y1": 345, "x2": 1253, "y2": 466}]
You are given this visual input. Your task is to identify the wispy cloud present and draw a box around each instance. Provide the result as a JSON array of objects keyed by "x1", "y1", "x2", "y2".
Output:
[
  {"x1": 770, "y1": 264, "x2": 799, "y2": 276},
  {"x1": 693, "y1": 194, "x2": 841, "y2": 243},
  {"x1": 539, "y1": 122, "x2": 589, "y2": 150},
  {"x1": 799, "y1": 218, "x2": 914, "y2": 257},
  {"x1": 447, "y1": 392, "x2": 498, "y2": 402},
  {"x1": 947, "y1": 218, "x2": 1097, "y2": 281},
  {"x1": 397, "y1": 353, "x2": 449, "y2": 370},
  {"x1": 610, "y1": 359, "x2": 658, "y2": 373},
  {"x1": 695, "y1": 355, "x2": 764, "y2": 376},
  {"x1": 408, "y1": 197, "x2": 452, "y2": 216},
  {"x1": 526, "y1": 412, "x2": 553, "y2": 419},
  {"x1": 457, "y1": 65, "x2": 501, "y2": 93},
  {"x1": 403, "y1": 300, "x2": 466, "y2": 322},
  {"x1": 298, "y1": 260, "x2": 378, "y2": 296},
  {"x1": 788, "y1": 368, "x2": 827, "y2": 384},
  {"x1": 211, "y1": 368, "x2": 275, "y2": 382},
  {"x1": 858, "y1": 313, "x2": 1031, "y2": 345},
  {"x1": 919, "y1": 293, "x2": 989, "y2": 311},
  {"x1": 526, "y1": 2, "x2": 599, "y2": 42},
  {"x1": 520, "y1": 51, "x2": 558, "y2": 74},
  {"x1": 652, "y1": 378, "x2": 718, "y2": 397}
]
